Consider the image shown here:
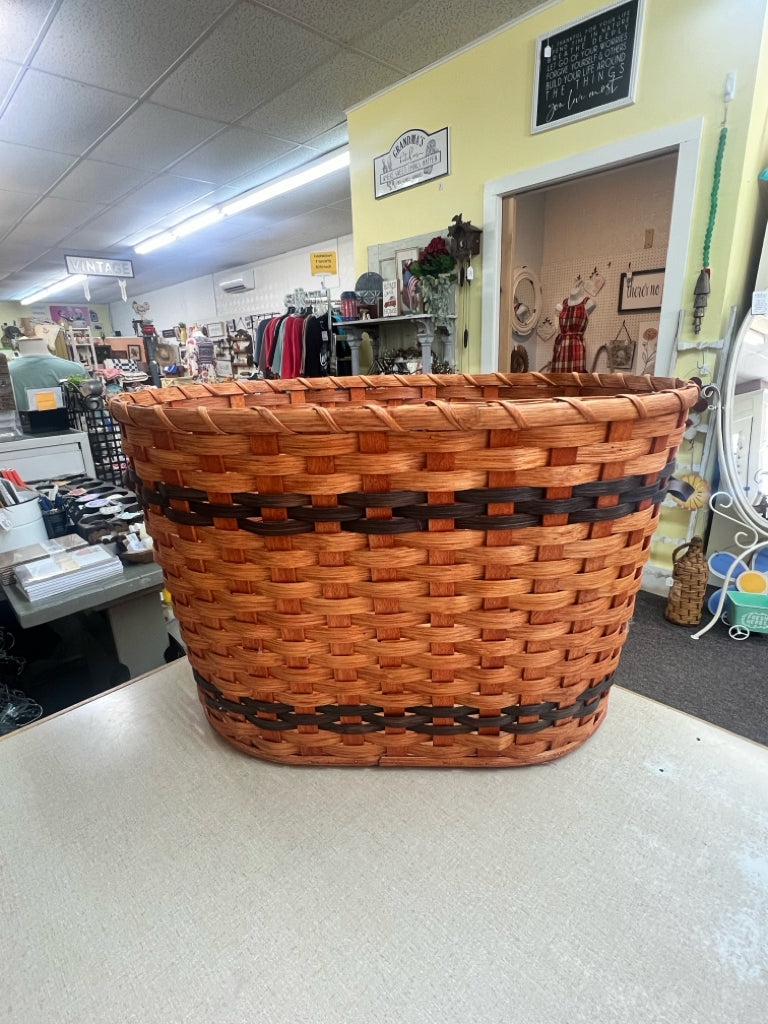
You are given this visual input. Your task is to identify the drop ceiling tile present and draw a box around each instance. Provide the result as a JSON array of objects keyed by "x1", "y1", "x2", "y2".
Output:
[
  {"x1": 51, "y1": 159, "x2": 154, "y2": 203},
  {"x1": 241, "y1": 53, "x2": 399, "y2": 144},
  {"x1": 169, "y1": 127, "x2": 297, "y2": 186},
  {"x1": 0, "y1": 189, "x2": 37, "y2": 233},
  {"x1": 223, "y1": 147, "x2": 318, "y2": 194},
  {"x1": 88, "y1": 102, "x2": 224, "y2": 171},
  {"x1": 32, "y1": 0, "x2": 233, "y2": 97},
  {"x1": 2, "y1": 0, "x2": 54, "y2": 58},
  {"x1": 152, "y1": 5, "x2": 336, "y2": 122},
  {"x1": 0, "y1": 58, "x2": 23, "y2": 100},
  {"x1": 61, "y1": 206, "x2": 157, "y2": 250},
  {"x1": 0, "y1": 70, "x2": 132, "y2": 156},
  {"x1": 290, "y1": 174, "x2": 351, "y2": 210},
  {"x1": 0, "y1": 240, "x2": 43, "y2": 274},
  {"x1": 119, "y1": 174, "x2": 217, "y2": 215},
  {"x1": 304, "y1": 122, "x2": 349, "y2": 154},
  {"x1": 253, "y1": 0, "x2": 404, "y2": 45},
  {"x1": 4, "y1": 196, "x2": 108, "y2": 246},
  {"x1": 1, "y1": 142, "x2": 76, "y2": 196}
]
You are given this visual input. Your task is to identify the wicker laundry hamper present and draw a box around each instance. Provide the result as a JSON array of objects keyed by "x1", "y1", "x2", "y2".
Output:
[{"x1": 110, "y1": 372, "x2": 698, "y2": 767}]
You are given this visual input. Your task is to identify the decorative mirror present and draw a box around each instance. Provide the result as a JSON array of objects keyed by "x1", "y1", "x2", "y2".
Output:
[
  {"x1": 718, "y1": 312, "x2": 768, "y2": 535},
  {"x1": 693, "y1": 312, "x2": 768, "y2": 640},
  {"x1": 511, "y1": 266, "x2": 541, "y2": 336}
]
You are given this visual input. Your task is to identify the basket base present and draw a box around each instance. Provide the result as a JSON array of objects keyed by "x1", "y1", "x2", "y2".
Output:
[{"x1": 197, "y1": 686, "x2": 610, "y2": 768}]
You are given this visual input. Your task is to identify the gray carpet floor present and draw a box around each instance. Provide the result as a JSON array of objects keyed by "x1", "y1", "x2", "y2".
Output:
[{"x1": 614, "y1": 589, "x2": 767, "y2": 747}]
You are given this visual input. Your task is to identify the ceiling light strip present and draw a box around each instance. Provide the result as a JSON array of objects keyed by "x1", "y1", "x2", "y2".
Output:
[
  {"x1": 133, "y1": 148, "x2": 350, "y2": 256},
  {"x1": 20, "y1": 275, "x2": 87, "y2": 305}
]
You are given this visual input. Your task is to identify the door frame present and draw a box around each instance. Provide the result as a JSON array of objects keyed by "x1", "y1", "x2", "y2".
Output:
[{"x1": 481, "y1": 118, "x2": 703, "y2": 374}]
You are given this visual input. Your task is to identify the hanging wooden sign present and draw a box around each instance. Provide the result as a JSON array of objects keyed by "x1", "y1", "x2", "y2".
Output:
[
  {"x1": 374, "y1": 128, "x2": 449, "y2": 199},
  {"x1": 532, "y1": 0, "x2": 644, "y2": 133}
]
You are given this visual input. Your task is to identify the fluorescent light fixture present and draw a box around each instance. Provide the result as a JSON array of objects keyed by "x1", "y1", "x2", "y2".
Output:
[
  {"x1": 172, "y1": 208, "x2": 223, "y2": 239},
  {"x1": 20, "y1": 274, "x2": 86, "y2": 305},
  {"x1": 222, "y1": 150, "x2": 350, "y2": 217},
  {"x1": 134, "y1": 230, "x2": 177, "y2": 255},
  {"x1": 132, "y1": 147, "x2": 350, "y2": 255}
]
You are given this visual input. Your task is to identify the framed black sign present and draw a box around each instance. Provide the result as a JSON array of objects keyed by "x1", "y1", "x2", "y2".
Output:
[{"x1": 532, "y1": 0, "x2": 644, "y2": 133}]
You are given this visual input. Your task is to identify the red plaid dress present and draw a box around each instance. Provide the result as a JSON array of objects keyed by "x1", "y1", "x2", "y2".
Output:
[{"x1": 551, "y1": 297, "x2": 589, "y2": 372}]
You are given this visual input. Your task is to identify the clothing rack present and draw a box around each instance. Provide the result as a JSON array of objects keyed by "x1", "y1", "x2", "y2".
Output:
[{"x1": 285, "y1": 287, "x2": 337, "y2": 372}]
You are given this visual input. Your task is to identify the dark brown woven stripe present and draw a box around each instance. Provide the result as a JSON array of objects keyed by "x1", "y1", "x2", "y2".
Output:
[
  {"x1": 194, "y1": 670, "x2": 612, "y2": 736},
  {"x1": 137, "y1": 473, "x2": 673, "y2": 533}
]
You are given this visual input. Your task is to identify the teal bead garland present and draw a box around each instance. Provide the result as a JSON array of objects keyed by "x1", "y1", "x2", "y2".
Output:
[
  {"x1": 703, "y1": 125, "x2": 727, "y2": 269},
  {"x1": 694, "y1": 124, "x2": 728, "y2": 333}
]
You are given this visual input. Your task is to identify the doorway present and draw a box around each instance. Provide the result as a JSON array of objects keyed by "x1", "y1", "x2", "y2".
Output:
[
  {"x1": 482, "y1": 119, "x2": 703, "y2": 375},
  {"x1": 499, "y1": 152, "x2": 677, "y2": 376}
]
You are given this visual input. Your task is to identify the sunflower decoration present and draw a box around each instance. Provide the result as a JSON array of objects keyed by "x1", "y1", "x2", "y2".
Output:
[{"x1": 670, "y1": 472, "x2": 710, "y2": 511}]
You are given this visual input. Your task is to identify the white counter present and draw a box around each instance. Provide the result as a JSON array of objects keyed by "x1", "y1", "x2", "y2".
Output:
[{"x1": 1, "y1": 660, "x2": 766, "y2": 1023}]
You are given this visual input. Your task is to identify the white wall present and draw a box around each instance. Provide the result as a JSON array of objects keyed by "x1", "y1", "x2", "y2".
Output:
[
  {"x1": 109, "y1": 274, "x2": 215, "y2": 337},
  {"x1": 109, "y1": 234, "x2": 354, "y2": 337}
]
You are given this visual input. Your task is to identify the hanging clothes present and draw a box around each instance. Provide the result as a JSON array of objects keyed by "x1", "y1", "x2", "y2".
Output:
[
  {"x1": 551, "y1": 296, "x2": 590, "y2": 373},
  {"x1": 303, "y1": 315, "x2": 324, "y2": 376}
]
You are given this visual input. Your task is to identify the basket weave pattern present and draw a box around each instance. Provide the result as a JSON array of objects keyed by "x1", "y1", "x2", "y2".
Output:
[{"x1": 111, "y1": 372, "x2": 697, "y2": 766}]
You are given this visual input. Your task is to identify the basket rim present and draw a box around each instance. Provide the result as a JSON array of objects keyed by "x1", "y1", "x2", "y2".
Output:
[{"x1": 110, "y1": 371, "x2": 699, "y2": 435}]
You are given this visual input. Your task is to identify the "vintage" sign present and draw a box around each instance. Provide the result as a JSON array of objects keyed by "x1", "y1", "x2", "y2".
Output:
[
  {"x1": 65, "y1": 255, "x2": 134, "y2": 278},
  {"x1": 374, "y1": 128, "x2": 449, "y2": 199}
]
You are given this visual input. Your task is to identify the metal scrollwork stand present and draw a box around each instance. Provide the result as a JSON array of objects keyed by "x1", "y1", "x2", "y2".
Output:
[{"x1": 691, "y1": 325, "x2": 768, "y2": 640}]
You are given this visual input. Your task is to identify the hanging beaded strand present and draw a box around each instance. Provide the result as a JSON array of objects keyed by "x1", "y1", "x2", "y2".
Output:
[{"x1": 693, "y1": 123, "x2": 728, "y2": 334}]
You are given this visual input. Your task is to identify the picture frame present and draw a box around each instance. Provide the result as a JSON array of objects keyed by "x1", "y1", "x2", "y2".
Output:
[
  {"x1": 382, "y1": 280, "x2": 399, "y2": 317},
  {"x1": 379, "y1": 256, "x2": 397, "y2": 281},
  {"x1": 206, "y1": 321, "x2": 225, "y2": 338},
  {"x1": 637, "y1": 320, "x2": 660, "y2": 373},
  {"x1": 127, "y1": 343, "x2": 142, "y2": 361},
  {"x1": 532, "y1": 0, "x2": 644, "y2": 134},
  {"x1": 396, "y1": 247, "x2": 422, "y2": 314},
  {"x1": 618, "y1": 267, "x2": 665, "y2": 313}
]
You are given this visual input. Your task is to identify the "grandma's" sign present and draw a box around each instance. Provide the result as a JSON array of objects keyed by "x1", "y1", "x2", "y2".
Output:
[{"x1": 374, "y1": 128, "x2": 449, "y2": 199}]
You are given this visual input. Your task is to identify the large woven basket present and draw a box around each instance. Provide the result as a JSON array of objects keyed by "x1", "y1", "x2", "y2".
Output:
[{"x1": 111, "y1": 372, "x2": 698, "y2": 767}]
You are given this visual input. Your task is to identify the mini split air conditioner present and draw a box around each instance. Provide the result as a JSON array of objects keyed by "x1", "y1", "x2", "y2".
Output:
[{"x1": 218, "y1": 270, "x2": 255, "y2": 293}]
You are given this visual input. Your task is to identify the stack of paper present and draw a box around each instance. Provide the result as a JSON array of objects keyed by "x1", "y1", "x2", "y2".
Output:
[
  {"x1": 0, "y1": 535, "x2": 88, "y2": 585},
  {"x1": 14, "y1": 544, "x2": 123, "y2": 601}
]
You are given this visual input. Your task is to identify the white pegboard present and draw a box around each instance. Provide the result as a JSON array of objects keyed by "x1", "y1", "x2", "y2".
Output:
[{"x1": 531, "y1": 245, "x2": 667, "y2": 373}]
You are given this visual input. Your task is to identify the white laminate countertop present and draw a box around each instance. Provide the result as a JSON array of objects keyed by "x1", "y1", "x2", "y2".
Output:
[{"x1": 1, "y1": 660, "x2": 767, "y2": 1024}]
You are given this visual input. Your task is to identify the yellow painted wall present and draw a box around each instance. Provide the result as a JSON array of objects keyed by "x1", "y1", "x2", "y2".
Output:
[
  {"x1": 349, "y1": 0, "x2": 768, "y2": 373},
  {"x1": 0, "y1": 300, "x2": 113, "y2": 341}
]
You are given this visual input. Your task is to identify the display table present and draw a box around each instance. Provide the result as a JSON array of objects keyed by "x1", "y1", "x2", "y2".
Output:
[
  {"x1": 2, "y1": 560, "x2": 167, "y2": 679},
  {"x1": 1, "y1": 660, "x2": 766, "y2": 1024}
]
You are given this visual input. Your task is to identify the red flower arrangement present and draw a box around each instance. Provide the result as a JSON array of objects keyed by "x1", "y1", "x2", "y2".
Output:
[{"x1": 408, "y1": 237, "x2": 456, "y2": 280}]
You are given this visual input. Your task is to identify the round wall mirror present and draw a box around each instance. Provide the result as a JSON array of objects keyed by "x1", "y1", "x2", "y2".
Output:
[
  {"x1": 511, "y1": 266, "x2": 541, "y2": 336},
  {"x1": 719, "y1": 312, "x2": 768, "y2": 537}
]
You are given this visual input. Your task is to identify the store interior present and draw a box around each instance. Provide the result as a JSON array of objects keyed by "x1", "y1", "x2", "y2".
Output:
[{"x1": 2, "y1": 1, "x2": 768, "y2": 1019}]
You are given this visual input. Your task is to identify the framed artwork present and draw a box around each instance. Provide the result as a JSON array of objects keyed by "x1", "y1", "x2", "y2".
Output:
[
  {"x1": 207, "y1": 321, "x2": 225, "y2": 338},
  {"x1": 532, "y1": 0, "x2": 644, "y2": 133},
  {"x1": 637, "y1": 320, "x2": 660, "y2": 373},
  {"x1": 618, "y1": 268, "x2": 665, "y2": 312},
  {"x1": 396, "y1": 247, "x2": 422, "y2": 314},
  {"x1": 382, "y1": 280, "x2": 399, "y2": 317},
  {"x1": 127, "y1": 343, "x2": 143, "y2": 361}
]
